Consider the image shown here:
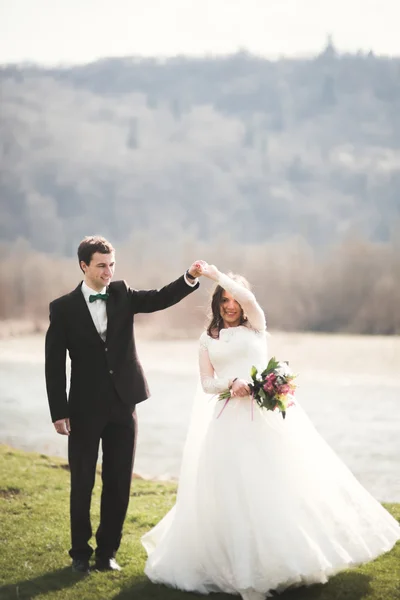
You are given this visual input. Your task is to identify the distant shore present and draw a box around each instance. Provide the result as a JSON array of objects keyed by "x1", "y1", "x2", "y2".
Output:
[
  {"x1": 1, "y1": 321, "x2": 400, "y2": 379},
  {"x1": 0, "y1": 319, "x2": 47, "y2": 339},
  {"x1": 0, "y1": 318, "x2": 199, "y2": 341},
  {"x1": 1, "y1": 317, "x2": 400, "y2": 342}
]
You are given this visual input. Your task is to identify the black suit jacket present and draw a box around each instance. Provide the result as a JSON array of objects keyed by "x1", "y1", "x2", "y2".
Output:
[{"x1": 45, "y1": 276, "x2": 199, "y2": 422}]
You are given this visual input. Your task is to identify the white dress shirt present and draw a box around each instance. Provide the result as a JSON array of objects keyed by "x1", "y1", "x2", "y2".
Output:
[
  {"x1": 183, "y1": 272, "x2": 198, "y2": 288},
  {"x1": 81, "y1": 281, "x2": 108, "y2": 341}
]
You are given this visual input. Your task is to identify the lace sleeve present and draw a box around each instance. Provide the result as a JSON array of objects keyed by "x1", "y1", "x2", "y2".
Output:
[
  {"x1": 217, "y1": 272, "x2": 266, "y2": 331},
  {"x1": 199, "y1": 333, "x2": 232, "y2": 394}
]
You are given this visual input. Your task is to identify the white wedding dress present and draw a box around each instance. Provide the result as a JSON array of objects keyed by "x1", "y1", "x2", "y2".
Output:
[{"x1": 142, "y1": 274, "x2": 400, "y2": 600}]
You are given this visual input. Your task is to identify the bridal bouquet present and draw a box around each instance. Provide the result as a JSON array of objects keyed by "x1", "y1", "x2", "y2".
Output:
[{"x1": 218, "y1": 357, "x2": 297, "y2": 419}]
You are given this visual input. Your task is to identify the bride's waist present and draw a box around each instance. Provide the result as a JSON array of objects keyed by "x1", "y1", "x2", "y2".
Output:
[{"x1": 217, "y1": 394, "x2": 253, "y2": 407}]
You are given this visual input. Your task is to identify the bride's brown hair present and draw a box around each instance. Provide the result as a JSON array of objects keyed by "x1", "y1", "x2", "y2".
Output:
[{"x1": 206, "y1": 273, "x2": 251, "y2": 339}]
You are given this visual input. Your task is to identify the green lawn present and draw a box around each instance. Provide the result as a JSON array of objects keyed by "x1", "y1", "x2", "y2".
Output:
[{"x1": 0, "y1": 445, "x2": 399, "y2": 600}]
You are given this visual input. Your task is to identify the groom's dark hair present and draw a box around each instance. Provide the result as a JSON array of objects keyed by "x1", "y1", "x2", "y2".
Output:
[{"x1": 77, "y1": 235, "x2": 115, "y2": 272}]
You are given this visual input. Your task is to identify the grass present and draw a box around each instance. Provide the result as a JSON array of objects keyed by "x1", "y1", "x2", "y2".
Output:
[{"x1": 0, "y1": 445, "x2": 399, "y2": 600}]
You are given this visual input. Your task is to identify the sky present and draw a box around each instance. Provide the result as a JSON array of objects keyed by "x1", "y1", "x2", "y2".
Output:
[{"x1": 0, "y1": 0, "x2": 399, "y2": 66}]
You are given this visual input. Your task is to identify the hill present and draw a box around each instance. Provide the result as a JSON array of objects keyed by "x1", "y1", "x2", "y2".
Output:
[{"x1": 1, "y1": 44, "x2": 400, "y2": 254}]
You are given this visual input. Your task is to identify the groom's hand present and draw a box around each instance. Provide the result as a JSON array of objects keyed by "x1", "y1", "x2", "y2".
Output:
[
  {"x1": 188, "y1": 260, "x2": 207, "y2": 278},
  {"x1": 54, "y1": 418, "x2": 71, "y2": 435}
]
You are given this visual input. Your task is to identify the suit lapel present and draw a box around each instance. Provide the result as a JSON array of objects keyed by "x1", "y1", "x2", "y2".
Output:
[
  {"x1": 70, "y1": 283, "x2": 105, "y2": 344},
  {"x1": 105, "y1": 284, "x2": 117, "y2": 344}
]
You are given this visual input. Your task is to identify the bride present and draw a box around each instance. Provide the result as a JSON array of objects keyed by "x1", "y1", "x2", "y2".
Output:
[{"x1": 142, "y1": 264, "x2": 400, "y2": 600}]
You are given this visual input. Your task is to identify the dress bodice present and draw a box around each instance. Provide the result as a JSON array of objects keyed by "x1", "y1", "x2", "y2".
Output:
[{"x1": 200, "y1": 326, "x2": 268, "y2": 382}]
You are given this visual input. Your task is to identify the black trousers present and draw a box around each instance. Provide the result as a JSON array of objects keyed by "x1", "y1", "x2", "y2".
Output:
[{"x1": 67, "y1": 393, "x2": 137, "y2": 561}]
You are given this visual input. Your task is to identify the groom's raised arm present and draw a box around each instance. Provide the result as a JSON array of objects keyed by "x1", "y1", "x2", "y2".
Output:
[{"x1": 127, "y1": 262, "x2": 203, "y2": 314}]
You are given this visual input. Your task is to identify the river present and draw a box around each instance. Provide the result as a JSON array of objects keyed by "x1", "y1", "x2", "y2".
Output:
[{"x1": 0, "y1": 331, "x2": 399, "y2": 501}]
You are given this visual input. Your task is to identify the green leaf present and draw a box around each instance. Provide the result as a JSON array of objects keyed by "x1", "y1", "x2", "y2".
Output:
[
  {"x1": 250, "y1": 366, "x2": 258, "y2": 380},
  {"x1": 261, "y1": 356, "x2": 279, "y2": 377},
  {"x1": 268, "y1": 356, "x2": 279, "y2": 369},
  {"x1": 259, "y1": 388, "x2": 267, "y2": 401}
]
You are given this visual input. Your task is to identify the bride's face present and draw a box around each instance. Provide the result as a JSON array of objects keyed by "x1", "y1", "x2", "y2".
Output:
[{"x1": 220, "y1": 291, "x2": 242, "y2": 328}]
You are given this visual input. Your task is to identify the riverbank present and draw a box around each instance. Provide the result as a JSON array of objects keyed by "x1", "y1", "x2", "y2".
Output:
[
  {"x1": 1, "y1": 445, "x2": 399, "y2": 600},
  {"x1": 0, "y1": 319, "x2": 47, "y2": 339},
  {"x1": 1, "y1": 326, "x2": 400, "y2": 375}
]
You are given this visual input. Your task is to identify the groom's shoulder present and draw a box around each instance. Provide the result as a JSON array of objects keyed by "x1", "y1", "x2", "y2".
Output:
[{"x1": 109, "y1": 280, "x2": 129, "y2": 294}]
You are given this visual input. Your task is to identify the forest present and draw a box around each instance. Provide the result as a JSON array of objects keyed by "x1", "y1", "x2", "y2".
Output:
[{"x1": 1, "y1": 41, "x2": 399, "y2": 334}]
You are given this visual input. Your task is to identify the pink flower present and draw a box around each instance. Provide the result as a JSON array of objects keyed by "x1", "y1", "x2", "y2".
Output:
[
  {"x1": 278, "y1": 384, "x2": 291, "y2": 395},
  {"x1": 263, "y1": 373, "x2": 277, "y2": 392}
]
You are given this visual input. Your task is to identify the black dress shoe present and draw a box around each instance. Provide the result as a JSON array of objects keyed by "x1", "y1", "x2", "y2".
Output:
[
  {"x1": 93, "y1": 557, "x2": 122, "y2": 572},
  {"x1": 72, "y1": 558, "x2": 90, "y2": 574}
]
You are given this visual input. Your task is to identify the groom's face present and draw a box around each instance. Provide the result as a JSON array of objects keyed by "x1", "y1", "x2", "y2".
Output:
[{"x1": 81, "y1": 251, "x2": 115, "y2": 291}]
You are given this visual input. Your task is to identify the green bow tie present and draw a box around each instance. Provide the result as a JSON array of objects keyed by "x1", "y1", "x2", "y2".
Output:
[{"x1": 89, "y1": 293, "x2": 109, "y2": 303}]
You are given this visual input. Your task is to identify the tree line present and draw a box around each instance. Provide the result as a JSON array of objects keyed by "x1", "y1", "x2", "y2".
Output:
[
  {"x1": 1, "y1": 42, "x2": 399, "y2": 334},
  {"x1": 1, "y1": 234, "x2": 399, "y2": 336}
]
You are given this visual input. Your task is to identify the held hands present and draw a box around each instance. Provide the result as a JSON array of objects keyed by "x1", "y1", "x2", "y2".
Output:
[
  {"x1": 54, "y1": 418, "x2": 71, "y2": 435},
  {"x1": 193, "y1": 262, "x2": 220, "y2": 281},
  {"x1": 201, "y1": 264, "x2": 220, "y2": 281},
  {"x1": 188, "y1": 260, "x2": 208, "y2": 279},
  {"x1": 230, "y1": 378, "x2": 251, "y2": 398},
  {"x1": 187, "y1": 261, "x2": 221, "y2": 281}
]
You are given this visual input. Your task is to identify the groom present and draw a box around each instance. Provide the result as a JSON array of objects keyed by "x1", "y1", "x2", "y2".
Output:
[{"x1": 45, "y1": 235, "x2": 202, "y2": 574}]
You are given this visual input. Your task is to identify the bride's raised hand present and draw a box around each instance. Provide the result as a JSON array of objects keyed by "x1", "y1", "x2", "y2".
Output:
[{"x1": 201, "y1": 264, "x2": 220, "y2": 281}]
